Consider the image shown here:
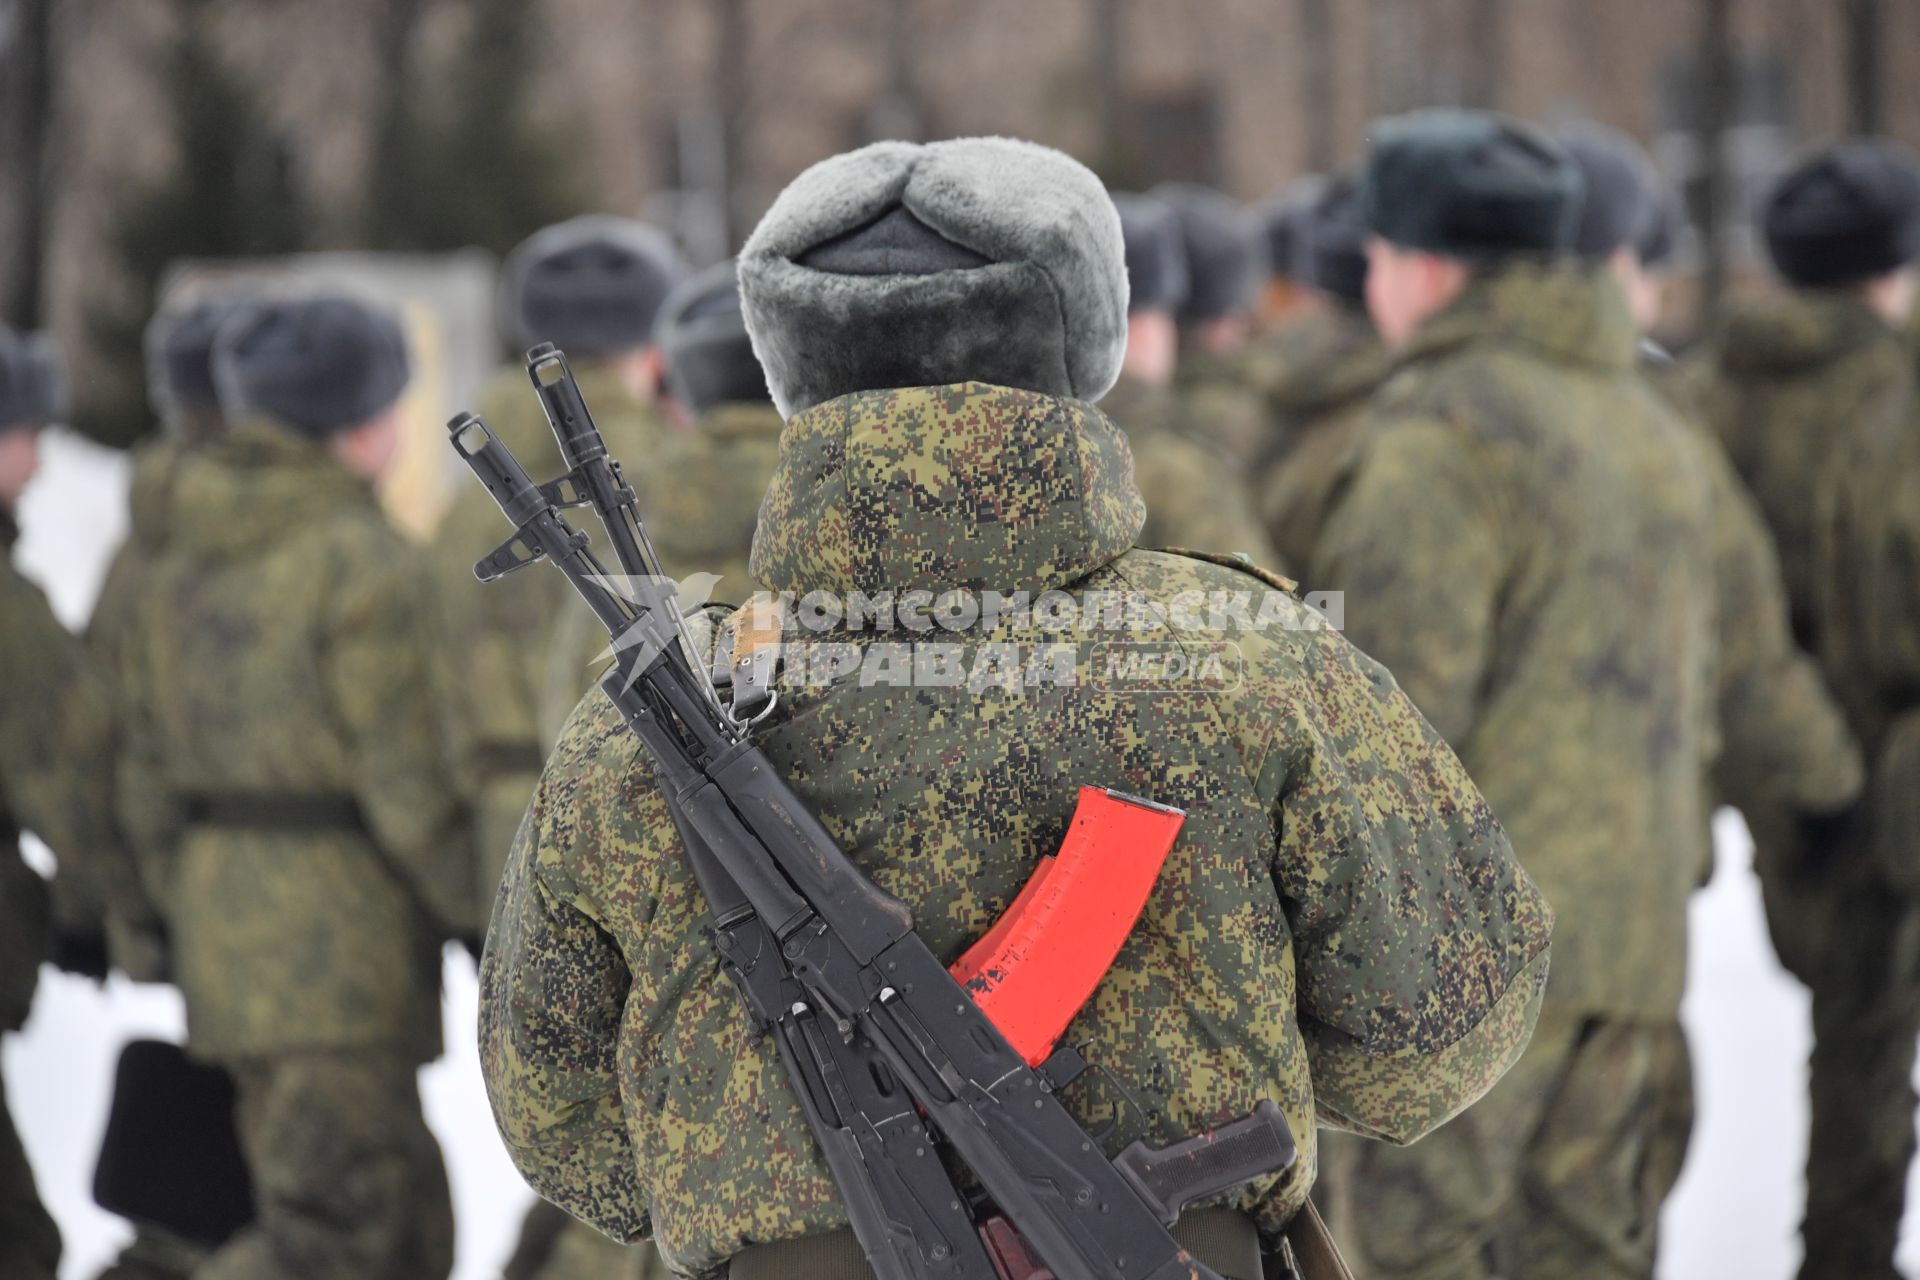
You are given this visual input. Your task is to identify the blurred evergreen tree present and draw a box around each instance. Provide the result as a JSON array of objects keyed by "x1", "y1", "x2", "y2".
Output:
[
  {"x1": 364, "y1": 0, "x2": 589, "y2": 254},
  {"x1": 81, "y1": 0, "x2": 305, "y2": 448}
]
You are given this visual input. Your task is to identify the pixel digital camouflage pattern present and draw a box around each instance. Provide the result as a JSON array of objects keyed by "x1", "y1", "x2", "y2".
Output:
[{"x1": 481, "y1": 380, "x2": 1552, "y2": 1276}]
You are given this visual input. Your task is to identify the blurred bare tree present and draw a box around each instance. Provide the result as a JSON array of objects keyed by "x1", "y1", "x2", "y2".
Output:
[
  {"x1": 81, "y1": 0, "x2": 306, "y2": 447},
  {"x1": 362, "y1": 0, "x2": 589, "y2": 254},
  {"x1": 1845, "y1": 0, "x2": 1883, "y2": 134},
  {"x1": 1694, "y1": 0, "x2": 1734, "y2": 323},
  {"x1": 1, "y1": 0, "x2": 52, "y2": 331}
]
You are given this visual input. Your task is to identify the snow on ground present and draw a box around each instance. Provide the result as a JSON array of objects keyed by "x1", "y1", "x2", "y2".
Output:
[{"x1": 9, "y1": 430, "x2": 1920, "y2": 1278}]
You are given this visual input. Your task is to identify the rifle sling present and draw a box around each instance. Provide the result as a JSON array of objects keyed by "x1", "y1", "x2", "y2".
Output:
[{"x1": 727, "y1": 1205, "x2": 1263, "y2": 1280}]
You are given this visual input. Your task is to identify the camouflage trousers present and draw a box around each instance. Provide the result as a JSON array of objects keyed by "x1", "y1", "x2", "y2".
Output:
[
  {"x1": 1321, "y1": 1009, "x2": 1692, "y2": 1280},
  {"x1": 502, "y1": 1198, "x2": 674, "y2": 1279},
  {"x1": 1756, "y1": 831, "x2": 1920, "y2": 1280},
  {"x1": 195, "y1": 1049, "x2": 452, "y2": 1280},
  {"x1": 0, "y1": 1062, "x2": 60, "y2": 1280}
]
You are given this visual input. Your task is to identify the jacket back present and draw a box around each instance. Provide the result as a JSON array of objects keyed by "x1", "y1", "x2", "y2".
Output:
[
  {"x1": 1317, "y1": 264, "x2": 1715, "y2": 1019},
  {"x1": 479, "y1": 382, "x2": 1552, "y2": 1274},
  {"x1": 116, "y1": 425, "x2": 468, "y2": 1059}
]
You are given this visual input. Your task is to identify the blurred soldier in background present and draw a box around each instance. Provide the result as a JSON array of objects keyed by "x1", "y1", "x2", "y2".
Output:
[
  {"x1": 1687, "y1": 140, "x2": 1920, "y2": 1280},
  {"x1": 1682, "y1": 142, "x2": 1920, "y2": 650},
  {"x1": 93, "y1": 293, "x2": 260, "y2": 929},
  {"x1": 111, "y1": 296, "x2": 470, "y2": 1280},
  {"x1": 0, "y1": 326, "x2": 158, "y2": 1280},
  {"x1": 1567, "y1": 127, "x2": 1866, "y2": 899},
  {"x1": 481, "y1": 135, "x2": 1551, "y2": 1280},
  {"x1": 1253, "y1": 174, "x2": 1390, "y2": 578},
  {"x1": 1252, "y1": 174, "x2": 1328, "y2": 332},
  {"x1": 1153, "y1": 182, "x2": 1275, "y2": 469},
  {"x1": 86, "y1": 291, "x2": 264, "y2": 1280},
  {"x1": 1317, "y1": 110, "x2": 1713, "y2": 1279},
  {"x1": 1098, "y1": 193, "x2": 1279, "y2": 565},
  {"x1": 433, "y1": 216, "x2": 688, "y2": 916}
]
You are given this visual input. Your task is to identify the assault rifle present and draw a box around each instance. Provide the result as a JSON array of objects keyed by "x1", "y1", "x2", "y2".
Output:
[{"x1": 451, "y1": 345, "x2": 1296, "y2": 1280}]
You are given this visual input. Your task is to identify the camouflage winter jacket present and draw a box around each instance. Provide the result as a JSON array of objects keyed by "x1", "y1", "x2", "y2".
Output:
[
  {"x1": 88, "y1": 436, "x2": 204, "y2": 979},
  {"x1": 1647, "y1": 364, "x2": 1863, "y2": 876},
  {"x1": 1813, "y1": 356, "x2": 1920, "y2": 888},
  {"x1": 537, "y1": 401, "x2": 787, "y2": 742},
  {"x1": 433, "y1": 361, "x2": 670, "y2": 910},
  {"x1": 481, "y1": 381, "x2": 1553, "y2": 1274},
  {"x1": 1317, "y1": 263, "x2": 1714, "y2": 1021},
  {"x1": 1099, "y1": 373, "x2": 1282, "y2": 567},
  {"x1": 1681, "y1": 290, "x2": 1916, "y2": 647},
  {"x1": 1175, "y1": 342, "x2": 1277, "y2": 470},
  {"x1": 2, "y1": 513, "x2": 155, "y2": 1026},
  {"x1": 1252, "y1": 304, "x2": 1392, "y2": 582},
  {"x1": 114, "y1": 424, "x2": 472, "y2": 1061}
]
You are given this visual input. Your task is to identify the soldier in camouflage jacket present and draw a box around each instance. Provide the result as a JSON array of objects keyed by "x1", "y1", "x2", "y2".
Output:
[
  {"x1": 481, "y1": 136, "x2": 1551, "y2": 1279},
  {"x1": 114, "y1": 297, "x2": 469, "y2": 1280},
  {"x1": 1315, "y1": 112, "x2": 1715, "y2": 1279}
]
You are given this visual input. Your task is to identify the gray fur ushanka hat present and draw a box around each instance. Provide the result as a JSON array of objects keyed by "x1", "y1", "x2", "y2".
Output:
[
  {"x1": 738, "y1": 137, "x2": 1129, "y2": 417},
  {"x1": 658, "y1": 260, "x2": 771, "y2": 415},
  {"x1": 145, "y1": 292, "x2": 263, "y2": 423},
  {"x1": 1763, "y1": 139, "x2": 1920, "y2": 288},
  {"x1": 1112, "y1": 193, "x2": 1189, "y2": 315},
  {"x1": 214, "y1": 294, "x2": 410, "y2": 438},
  {"x1": 1364, "y1": 109, "x2": 1585, "y2": 259},
  {"x1": 501, "y1": 215, "x2": 688, "y2": 357},
  {"x1": 0, "y1": 327, "x2": 66, "y2": 432}
]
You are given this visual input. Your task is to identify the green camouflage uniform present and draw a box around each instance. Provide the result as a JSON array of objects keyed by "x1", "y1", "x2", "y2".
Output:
[
  {"x1": 1682, "y1": 293, "x2": 1919, "y2": 1279},
  {"x1": 1175, "y1": 343, "x2": 1276, "y2": 470},
  {"x1": 4, "y1": 507, "x2": 156, "y2": 1279},
  {"x1": 1250, "y1": 305, "x2": 1392, "y2": 582},
  {"x1": 1792, "y1": 315, "x2": 1920, "y2": 1278},
  {"x1": 1314, "y1": 264, "x2": 1715, "y2": 1280},
  {"x1": 1646, "y1": 367, "x2": 1865, "y2": 877},
  {"x1": 433, "y1": 362, "x2": 668, "y2": 914},
  {"x1": 481, "y1": 380, "x2": 1553, "y2": 1278},
  {"x1": 1682, "y1": 292, "x2": 1913, "y2": 646},
  {"x1": 112, "y1": 423, "x2": 470, "y2": 1280},
  {"x1": 1098, "y1": 374, "x2": 1282, "y2": 566}
]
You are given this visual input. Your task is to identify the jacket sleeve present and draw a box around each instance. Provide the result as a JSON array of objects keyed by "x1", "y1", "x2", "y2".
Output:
[
  {"x1": 1312, "y1": 415, "x2": 1507, "y2": 743},
  {"x1": 1700, "y1": 438, "x2": 1863, "y2": 818},
  {"x1": 479, "y1": 696, "x2": 650, "y2": 1242},
  {"x1": 1236, "y1": 602, "x2": 1553, "y2": 1145},
  {"x1": 321, "y1": 535, "x2": 477, "y2": 935},
  {"x1": 0, "y1": 567, "x2": 161, "y2": 949}
]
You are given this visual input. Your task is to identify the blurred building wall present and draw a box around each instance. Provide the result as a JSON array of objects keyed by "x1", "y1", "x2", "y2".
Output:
[{"x1": 6, "y1": 0, "x2": 1920, "y2": 435}]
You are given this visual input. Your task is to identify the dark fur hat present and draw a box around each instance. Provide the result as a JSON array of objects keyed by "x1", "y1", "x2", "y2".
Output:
[
  {"x1": 1763, "y1": 139, "x2": 1920, "y2": 288},
  {"x1": 213, "y1": 295, "x2": 410, "y2": 437},
  {"x1": 1363, "y1": 109, "x2": 1584, "y2": 259}
]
